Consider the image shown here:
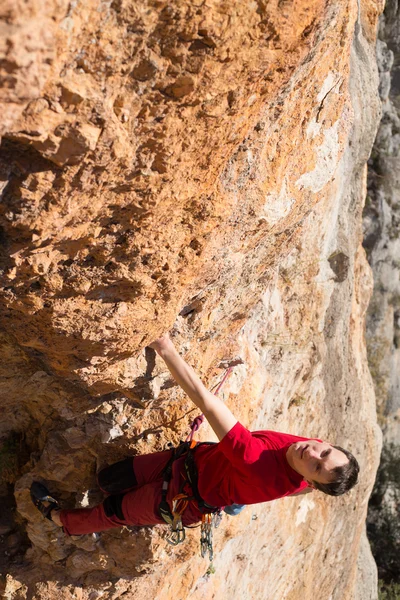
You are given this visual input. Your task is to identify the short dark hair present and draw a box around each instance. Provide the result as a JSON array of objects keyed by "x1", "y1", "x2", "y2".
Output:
[{"x1": 311, "y1": 446, "x2": 360, "y2": 496}]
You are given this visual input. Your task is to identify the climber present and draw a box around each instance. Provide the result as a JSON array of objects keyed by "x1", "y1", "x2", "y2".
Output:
[{"x1": 30, "y1": 333, "x2": 359, "y2": 537}]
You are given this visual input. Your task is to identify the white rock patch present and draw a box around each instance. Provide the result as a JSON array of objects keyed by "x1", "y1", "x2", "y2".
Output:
[
  {"x1": 296, "y1": 120, "x2": 340, "y2": 193},
  {"x1": 262, "y1": 177, "x2": 295, "y2": 225},
  {"x1": 295, "y1": 495, "x2": 316, "y2": 526}
]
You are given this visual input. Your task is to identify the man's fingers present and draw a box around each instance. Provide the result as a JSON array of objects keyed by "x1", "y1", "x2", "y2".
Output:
[{"x1": 148, "y1": 333, "x2": 171, "y2": 351}]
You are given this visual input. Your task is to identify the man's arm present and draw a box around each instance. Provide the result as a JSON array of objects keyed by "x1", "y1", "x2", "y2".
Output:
[{"x1": 149, "y1": 335, "x2": 237, "y2": 441}]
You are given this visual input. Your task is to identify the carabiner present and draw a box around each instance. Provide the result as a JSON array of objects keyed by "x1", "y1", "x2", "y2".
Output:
[{"x1": 166, "y1": 523, "x2": 186, "y2": 546}]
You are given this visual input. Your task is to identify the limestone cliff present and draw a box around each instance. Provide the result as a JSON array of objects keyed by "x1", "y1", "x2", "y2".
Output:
[
  {"x1": 0, "y1": 1, "x2": 383, "y2": 599},
  {"x1": 363, "y1": 0, "x2": 400, "y2": 443},
  {"x1": 363, "y1": 0, "x2": 400, "y2": 590}
]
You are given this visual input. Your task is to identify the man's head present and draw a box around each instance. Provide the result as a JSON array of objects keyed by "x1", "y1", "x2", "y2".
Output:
[{"x1": 286, "y1": 440, "x2": 359, "y2": 496}]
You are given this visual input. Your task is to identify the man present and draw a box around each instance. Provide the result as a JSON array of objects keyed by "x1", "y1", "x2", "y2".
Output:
[{"x1": 31, "y1": 334, "x2": 359, "y2": 535}]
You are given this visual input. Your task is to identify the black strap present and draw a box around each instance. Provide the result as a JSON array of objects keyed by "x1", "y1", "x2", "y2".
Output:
[
  {"x1": 159, "y1": 442, "x2": 191, "y2": 524},
  {"x1": 184, "y1": 444, "x2": 219, "y2": 513}
]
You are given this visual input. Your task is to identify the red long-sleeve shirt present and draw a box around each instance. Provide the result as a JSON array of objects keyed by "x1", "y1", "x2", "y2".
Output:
[{"x1": 193, "y1": 421, "x2": 313, "y2": 506}]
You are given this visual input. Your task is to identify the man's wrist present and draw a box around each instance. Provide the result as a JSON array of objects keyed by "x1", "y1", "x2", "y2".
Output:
[{"x1": 156, "y1": 338, "x2": 176, "y2": 358}]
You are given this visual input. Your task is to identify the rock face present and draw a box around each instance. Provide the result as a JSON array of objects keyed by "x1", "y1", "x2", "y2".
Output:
[
  {"x1": 0, "y1": 1, "x2": 382, "y2": 599},
  {"x1": 363, "y1": 0, "x2": 400, "y2": 588},
  {"x1": 363, "y1": 0, "x2": 400, "y2": 443}
]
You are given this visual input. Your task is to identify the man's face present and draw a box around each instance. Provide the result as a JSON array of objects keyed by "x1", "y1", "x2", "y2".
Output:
[{"x1": 286, "y1": 440, "x2": 349, "y2": 485}]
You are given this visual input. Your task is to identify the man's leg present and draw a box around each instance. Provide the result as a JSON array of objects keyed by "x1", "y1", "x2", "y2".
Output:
[
  {"x1": 97, "y1": 448, "x2": 173, "y2": 494},
  {"x1": 97, "y1": 458, "x2": 137, "y2": 495},
  {"x1": 59, "y1": 480, "x2": 165, "y2": 535}
]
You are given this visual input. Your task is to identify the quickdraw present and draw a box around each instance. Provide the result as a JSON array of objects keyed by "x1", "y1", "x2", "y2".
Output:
[
  {"x1": 166, "y1": 494, "x2": 188, "y2": 546},
  {"x1": 161, "y1": 367, "x2": 233, "y2": 558},
  {"x1": 200, "y1": 510, "x2": 224, "y2": 561}
]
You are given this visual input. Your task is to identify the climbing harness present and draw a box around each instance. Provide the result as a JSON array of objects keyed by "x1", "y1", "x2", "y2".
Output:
[
  {"x1": 159, "y1": 439, "x2": 221, "y2": 547},
  {"x1": 159, "y1": 367, "x2": 233, "y2": 558}
]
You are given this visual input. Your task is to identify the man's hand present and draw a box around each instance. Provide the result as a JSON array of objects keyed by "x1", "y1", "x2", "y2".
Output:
[
  {"x1": 147, "y1": 333, "x2": 237, "y2": 441},
  {"x1": 148, "y1": 334, "x2": 172, "y2": 355}
]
